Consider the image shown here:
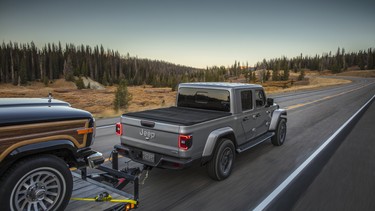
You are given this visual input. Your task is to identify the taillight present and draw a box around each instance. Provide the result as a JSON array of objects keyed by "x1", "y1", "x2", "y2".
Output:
[
  {"x1": 115, "y1": 122, "x2": 123, "y2": 136},
  {"x1": 178, "y1": 135, "x2": 192, "y2": 150}
]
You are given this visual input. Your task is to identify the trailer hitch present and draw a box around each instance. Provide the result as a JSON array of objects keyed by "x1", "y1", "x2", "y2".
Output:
[{"x1": 78, "y1": 149, "x2": 154, "y2": 210}]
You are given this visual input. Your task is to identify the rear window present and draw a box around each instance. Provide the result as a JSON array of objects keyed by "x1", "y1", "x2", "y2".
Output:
[{"x1": 177, "y1": 88, "x2": 230, "y2": 112}]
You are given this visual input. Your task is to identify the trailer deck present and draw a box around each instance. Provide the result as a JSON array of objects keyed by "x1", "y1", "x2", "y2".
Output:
[
  {"x1": 67, "y1": 151, "x2": 142, "y2": 211},
  {"x1": 67, "y1": 173, "x2": 131, "y2": 211}
]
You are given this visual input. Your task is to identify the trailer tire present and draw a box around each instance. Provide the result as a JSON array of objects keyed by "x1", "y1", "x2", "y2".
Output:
[
  {"x1": 207, "y1": 138, "x2": 235, "y2": 181},
  {"x1": 0, "y1": 155, "x2": 72, "y2": 211}
]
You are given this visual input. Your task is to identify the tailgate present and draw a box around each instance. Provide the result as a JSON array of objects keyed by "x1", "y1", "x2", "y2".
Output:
[{"x1": 120, "y1": 116, "x2": 181, "y2": 157}]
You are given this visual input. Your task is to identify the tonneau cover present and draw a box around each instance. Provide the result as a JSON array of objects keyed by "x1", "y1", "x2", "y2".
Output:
[{"x1": 124, "y1": 106, "x2": 231, "y2": 126}]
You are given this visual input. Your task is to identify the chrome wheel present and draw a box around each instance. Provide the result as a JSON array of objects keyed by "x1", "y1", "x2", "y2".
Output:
[{"x1": 11, "y1": 167, "x2": 65, "y2": 211}]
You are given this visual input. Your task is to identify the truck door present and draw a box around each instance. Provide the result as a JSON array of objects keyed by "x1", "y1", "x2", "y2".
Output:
[
  {"x1": 240, "y1": 90, "x2": 259, "y2": 142},
  {"x1": 254, "y1": 89, "x2": 271, "y2": 136}
]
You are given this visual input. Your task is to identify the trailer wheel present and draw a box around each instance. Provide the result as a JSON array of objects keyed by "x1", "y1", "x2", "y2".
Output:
[
  {"x1": 207, "y1": 138, "x2": 235, "y2": 181},
  {"x1": 0, "y1": 155, "x2": 72, "y2": 211},
  {"x1": 271, "y1": 118, "x2": 287, "y2": 146}
]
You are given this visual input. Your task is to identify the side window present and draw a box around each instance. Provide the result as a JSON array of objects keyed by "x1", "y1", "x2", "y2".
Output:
[
  {"x1": 241, "y1": 90, "x2": 252, "y2": 111},
  {"x1": 255, "y1": 90, "x2": 266, "y2": 108}
]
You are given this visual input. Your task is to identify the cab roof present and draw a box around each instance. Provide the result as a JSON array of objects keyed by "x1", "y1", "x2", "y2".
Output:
[
  {"x1": 179, "y1": 82, "x2": 262, "y2": 89},
  {"x1": 0, "y1": 98, "x2": 70, "y2": 107}
]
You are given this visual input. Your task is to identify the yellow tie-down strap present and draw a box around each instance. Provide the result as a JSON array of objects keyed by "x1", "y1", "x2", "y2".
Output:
[{"x1": 70, "y1": 192, "x2": 137, "y2": 209}]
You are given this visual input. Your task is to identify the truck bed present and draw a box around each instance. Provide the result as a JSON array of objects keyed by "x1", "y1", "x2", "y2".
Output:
[{"x1": 124, "y1": 107, "x2": 231, "y2": 126}]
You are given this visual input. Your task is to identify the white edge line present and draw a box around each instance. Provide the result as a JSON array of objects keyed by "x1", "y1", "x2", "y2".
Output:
[
  {"x1": 253, "y1": 94, "x2": 375, "y2": 211},
  {"x1": 96, "y1": 125, "x2": 114, "y2": 129}
]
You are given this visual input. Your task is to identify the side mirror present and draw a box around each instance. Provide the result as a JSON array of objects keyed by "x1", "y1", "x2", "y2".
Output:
[{"x1": 266, "y1": 98, "x2": 274, "y2": 107}]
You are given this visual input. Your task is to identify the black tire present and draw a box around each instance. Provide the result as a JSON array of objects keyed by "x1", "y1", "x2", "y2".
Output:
[
  {"x1": 207, "y1": 138, "x2": 235, "y2": 181},
  {"x1": 0, "y1": 155, "x2": 73, "y2": 211},
  {"x1": 271, "y1": 118, "x2": 287, "y2": 146}
]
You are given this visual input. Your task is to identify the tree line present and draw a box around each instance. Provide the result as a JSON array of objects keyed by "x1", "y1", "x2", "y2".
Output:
[
  {"x1": 255, "y1": 47, "x2": 375, "y2": 77},
  {"x1": 1, "y1": 42, "x2": 374, "y2": 88},
  {"x1": 0, "y1": 41, "x2": 204, "y2": 87}
]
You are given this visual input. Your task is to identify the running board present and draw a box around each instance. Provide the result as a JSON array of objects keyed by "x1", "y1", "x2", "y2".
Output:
[{"x1": 236, "y1": 132, "x2": 275, "y2": 153}]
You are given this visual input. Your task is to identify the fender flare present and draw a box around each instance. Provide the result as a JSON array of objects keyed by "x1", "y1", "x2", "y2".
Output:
[
  {"x1": 9, "y1": 139, "x2": 77, "y2": 157},
  {"x1": 269, "y1": 109, "x2": 287, "y2": 131},
  {"x1": 0, "y1": 140, "x2": 79, "y2": 177},
  {"x1": 202, "y1": 127, "x2": 235, "y2": 158}
]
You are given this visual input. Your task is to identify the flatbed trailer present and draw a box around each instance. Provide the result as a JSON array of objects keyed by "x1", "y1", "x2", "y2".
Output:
[{"x1": 68, "y1": 150, "x2": 148, "y2": 211}]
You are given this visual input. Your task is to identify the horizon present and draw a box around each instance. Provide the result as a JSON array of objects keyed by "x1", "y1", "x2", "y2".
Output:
[
  {"x1": 1, "y1": 0, "x2": 374, "y2": 68},
  {"x1": 2, "y1": 40, "x2": 373, "y2": 69}
]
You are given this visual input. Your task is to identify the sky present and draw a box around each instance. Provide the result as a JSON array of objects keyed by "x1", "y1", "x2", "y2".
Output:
[{"x1": 0, "y1": 0, "x2": 374, "y2": 68}]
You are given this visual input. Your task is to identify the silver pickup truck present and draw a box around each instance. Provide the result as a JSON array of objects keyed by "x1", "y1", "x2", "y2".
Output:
[{"x1": 115, "y1": 82, "x2": 287, "y2": 180}]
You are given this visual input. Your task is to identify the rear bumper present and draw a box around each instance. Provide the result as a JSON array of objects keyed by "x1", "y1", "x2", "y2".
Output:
[{"x1": 115, "y1": 144, "x2": 194, "y2": 169}]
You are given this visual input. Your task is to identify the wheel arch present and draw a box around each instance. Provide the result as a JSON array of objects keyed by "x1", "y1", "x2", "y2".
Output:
[
  {"x1": 269, "y1": 109, "x2": 287, "y2": 131},
  {"x1": 201, "y1": 127, "x2": 237, "y2": 165},
  {"x1": 0, "y1": 140, "x2": 79, "y2": 177}
]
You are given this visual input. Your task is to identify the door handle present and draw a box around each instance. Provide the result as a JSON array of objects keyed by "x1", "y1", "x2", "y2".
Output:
[
  {"x1": 252, "y1": 113, "x2": 261, "y2": 118},
  {"x1": 243, "y1": 117, "x2": 250, "y2": 121}
]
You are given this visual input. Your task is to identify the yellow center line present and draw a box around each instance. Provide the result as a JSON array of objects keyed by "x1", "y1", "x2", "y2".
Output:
[{"x1": 285, "y1": 82, "x2": 375, "y2": 110}]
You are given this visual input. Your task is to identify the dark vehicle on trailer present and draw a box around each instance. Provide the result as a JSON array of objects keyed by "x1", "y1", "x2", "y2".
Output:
[{"x1": 0, "y1": 97, "x2": 104, "y2": 211}]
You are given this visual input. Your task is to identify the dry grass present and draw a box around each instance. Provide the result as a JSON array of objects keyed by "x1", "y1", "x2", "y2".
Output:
[
  {"x1": 0, "y1": 79, "x2": 176, "y2": 118},
  {"x1": 336, "y1": 70, "x2": 375, "y2": 78},
  {"x1": 0, "y1": 71, "x2": 355, "y2": 118},
  {"x1": 265, "y1": 76, "x2": 350, "y2": 94}
]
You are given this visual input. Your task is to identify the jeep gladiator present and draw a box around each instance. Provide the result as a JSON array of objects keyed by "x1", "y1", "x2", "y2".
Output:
[{"x1": 115, "y1": 83, "x2": 287, "y2": 180}]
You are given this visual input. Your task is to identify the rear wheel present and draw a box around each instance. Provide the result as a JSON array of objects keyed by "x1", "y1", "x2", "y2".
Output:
[
  {"x1": 207, "y1": 139, "x2": 235, "y2": 181},
  {"x1": 271, "y1": 118, "x2": 287, "y2": 146},
  {"x1": 0, "y1": 155, "x2": 73, "y2": 211}
]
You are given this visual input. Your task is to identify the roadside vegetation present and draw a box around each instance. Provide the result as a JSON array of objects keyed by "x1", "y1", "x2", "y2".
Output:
[
  {"x1": 114, "y1": 80, "x2": 131, "y2": 111},
  {"x1": 0, "y1": 41, "x2": 374, "y2": 117}
]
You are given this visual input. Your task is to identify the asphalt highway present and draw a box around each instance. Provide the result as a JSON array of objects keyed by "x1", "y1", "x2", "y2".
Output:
[
  {"x1": 76, "y1": 76, "x2": 375, "y2": 210},
  {"x1": 292, "y1": 96, "x2": 375, "y2": 211}
]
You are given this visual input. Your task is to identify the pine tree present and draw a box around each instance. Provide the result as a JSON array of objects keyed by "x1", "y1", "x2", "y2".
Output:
[
  {"x1": 367, "y1": 48, "x2": 373, "y2": 70},
  {"x1": 272, "y1": 62, "x2": 280, "y2": 81},
  {"x1": 19, "y1": 56, "x2": 27, "y2": 85},
  {"x1": 63, "y1": 56, "x2": 74, "y2": 81},
  {"x1": 266, "y1": 70, "x2": 271, "y2": 81},
  {"x1": 282, "y1": 67, "x2": 289, "y2": 81},
  {"x1": 251, "y1": 71, "x2": 256, "y2": 82},
  {"x1": 75, "y1": 77, "x2": 85, "y2": 89},
  {"x1": 298, "y1": 69, "x2": 305, "y2": 81},
  {"x1": 114, "y1": 79, "x2": 131, "y2": 111}
]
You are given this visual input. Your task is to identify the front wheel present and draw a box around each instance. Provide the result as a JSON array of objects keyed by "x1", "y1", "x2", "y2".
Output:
[
  {"x1": 0, "y1": 155, "x2": 73, "y2": 211},
  {"x1": 207, "y1": 139, "x2": 235, "y2": 181},
  {"x1": 271, "y1": 118, "x2": 287, "y2": 146}
]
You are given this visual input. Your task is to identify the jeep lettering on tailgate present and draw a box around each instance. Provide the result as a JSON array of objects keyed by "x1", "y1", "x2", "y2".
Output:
[{"x1": 140, "y1": 129, "x2": 156, "y2": 140}]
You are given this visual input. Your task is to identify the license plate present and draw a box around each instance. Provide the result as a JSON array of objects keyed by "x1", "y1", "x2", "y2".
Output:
[{"x1": 142, "y1": 151, "x2": 155, "y2": 163}]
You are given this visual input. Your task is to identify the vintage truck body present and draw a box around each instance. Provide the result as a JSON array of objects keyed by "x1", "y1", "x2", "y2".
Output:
[
  {"x1": 115, "y1": 83, "x2": 287, "y2": 180},
  {"x1": 0, "y1": 98, "x2": 104, "y2": 211}
]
